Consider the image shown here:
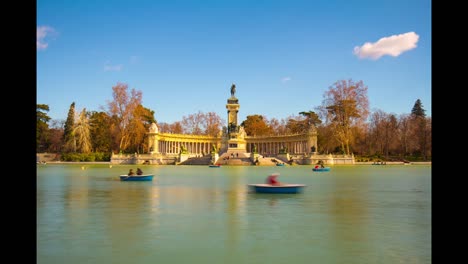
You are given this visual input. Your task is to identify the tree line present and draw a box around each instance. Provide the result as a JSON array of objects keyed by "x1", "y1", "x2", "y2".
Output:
[{"x1": 37, "y1": 79, "x2": 431, "y2": 161}]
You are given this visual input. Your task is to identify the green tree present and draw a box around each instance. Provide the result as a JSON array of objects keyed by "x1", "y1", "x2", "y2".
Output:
[
  {"x1": 410, "y1": 99, "x2": 429, "y2": 160},
  {"x1": 37, "y1": 104, "x2": 51, "y2": 152},
  {"x1": 89, "y1": 111, "x2": 113, "y2": 152},
  {"x1": 63, "y1": 102, "x2": 76, "y2": 152},
  {"x1": 299, "y1": 110, "x2": 322, "y2": 129},
  {"x1": 286, "y1": 111, "x2": 322, "y2": 135},
  {"x1": 411, "y1": 99, "x2": 426, "y2": 117}
]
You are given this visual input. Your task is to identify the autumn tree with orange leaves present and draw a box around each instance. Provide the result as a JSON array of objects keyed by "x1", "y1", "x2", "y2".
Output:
[
  {"x1": 180, "y1": 111, "x2": 224, "y2": 136},
  {"x1": 319, "y1": 79, "x2": 369, "y2": 155},
  {"x1": 107, "y1": 82, "x2": 142, "y2": 152},
  {"x1": 126, "y1": 105, "x2": 156, "y2": 153},
  {"x1": 241, "y1": 115, "x2": 272, "y2": 136}
]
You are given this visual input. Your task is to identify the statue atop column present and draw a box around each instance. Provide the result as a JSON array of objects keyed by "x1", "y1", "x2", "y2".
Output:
[
  {"x1": 230, "y1": 83, "x2": 236, "y2": 97},
  {"x1": 227, "y1": 83, "x2": 239, "y2": 104}
]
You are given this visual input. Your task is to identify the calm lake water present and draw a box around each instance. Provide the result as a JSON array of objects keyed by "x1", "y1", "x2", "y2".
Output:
[{"x1": 37, "y1": 164, "x2": 431, "y2": 264}]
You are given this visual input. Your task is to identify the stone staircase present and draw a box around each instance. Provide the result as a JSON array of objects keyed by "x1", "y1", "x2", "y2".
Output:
[
  {"x1": 179, "y1": 155, "x2": 212, "y2": 165},
  {"x1": 177, "y1": 152, "x2": 292, "y2": 166},
  {"x1": 222, "y1": 158, "x2": 253, "y2": 166},
  {"x1": 214, "y1": 152, "x2": 290, "y2": 166},
  {"x1": 254, "y1": 157, "x2": 283, "y2": 166},
  {"x1": 216, "y1": 151, "x2": 253, "y2": 166}
]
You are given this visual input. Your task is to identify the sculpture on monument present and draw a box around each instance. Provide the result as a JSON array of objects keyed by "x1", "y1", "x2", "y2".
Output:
[
  {"x1": 279, "y1": 146, "x2": 288, "y2": 154},
  {"x1": 149, "y1": 122, "x2": 159, "y2": 133},
  {"x1": 238, "y1": 126, "x2": 246, "y2": 138},
  {"x1": 180, "y1": 145, "x2": 188, "y2": 154},
  {"x1": 230, "y1": 83, "x2": 236, "y2": 97},
  {"x1": 228, "y1": 122, "x2": 238, "y2": 133}
]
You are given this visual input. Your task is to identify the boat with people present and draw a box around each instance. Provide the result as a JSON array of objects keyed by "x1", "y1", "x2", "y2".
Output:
[
  {"x1": 312, "y1": 167, "x2": 331, "y2": 172},
  {"x1": 248, "y1": 184, "x2": 306, "y2": 193},
  {"x1": 119, "y1": 174, "x2": 154, "y2": 181},
  {"x1": 276, "y1": 163, "x2": 285, "y2": 166},
  {"x1": 209, "y1": 164, "x2": 221, "y2": 168},
  {"x1": 248, "y1": 172, "x2": 305, "y2": 193}
]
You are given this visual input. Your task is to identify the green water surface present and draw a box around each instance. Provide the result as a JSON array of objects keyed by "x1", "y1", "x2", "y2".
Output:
[{"x1": 37, "y1": 164, "x2": 431, "y2": 264}]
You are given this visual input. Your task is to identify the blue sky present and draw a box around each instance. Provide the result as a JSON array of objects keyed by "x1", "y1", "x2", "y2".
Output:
[{"x1": 37, "y1": 0, "x2": 431, "y2": 124}]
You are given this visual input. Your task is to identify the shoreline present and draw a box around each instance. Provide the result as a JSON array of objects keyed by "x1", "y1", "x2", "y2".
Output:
[
  {"x1": 355, "y1": 161, "x2": 431, "y2": 165},
  {"x1": 42, "y1": 161, "x2": 112, "y2": 165},
  {"x1": 41, "y1": 161, "x2": 432, "y2": 165}
]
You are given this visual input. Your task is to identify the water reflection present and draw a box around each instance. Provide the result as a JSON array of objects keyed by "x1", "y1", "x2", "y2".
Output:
[
  {"x1": 327, "y1": 172, "x2": 372, "y2": 262},
  {"x1": 249, "y1": 193, "x2": 301, "y2": 207},
  {"x1": 38, "y1": 165, "x2": 431, "y2": 264},
  {"x1": 225, "y1": 172, "x2": 248, "y2": 251}
]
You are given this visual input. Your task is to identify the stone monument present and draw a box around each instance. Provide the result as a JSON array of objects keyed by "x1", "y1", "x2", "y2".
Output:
[{"x1": 225, "y1": 83, "x2": 246, "y2": 152}]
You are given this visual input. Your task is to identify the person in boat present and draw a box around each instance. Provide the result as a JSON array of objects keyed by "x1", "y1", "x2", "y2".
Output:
[
  {"x1": 136, "y1": 168, "x2": 143, "y2": 175},
  {"x1": 128, "y1": 169, "x2": 135, "y2": 176},
  {"x1": 265, "y1": 173, "x2": 282, "y2": 186},
  {"x1": 317, "y1": 160, "x2": 325, "y2": 168}
]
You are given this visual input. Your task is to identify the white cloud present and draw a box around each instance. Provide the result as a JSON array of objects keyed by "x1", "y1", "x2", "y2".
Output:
[
  {"x1": 104, "y1": 62, "x2": 123, "y2": 71},
  {"x1": 281, "y1": 77, "x2": 291, "y2": 83},
  {"x1": 37, "y1": 26, "x2": 56, "y2": 50},
  {"x1": 353, "y1": 32, "x2": 419, "y2": 60}
]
